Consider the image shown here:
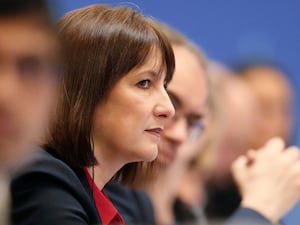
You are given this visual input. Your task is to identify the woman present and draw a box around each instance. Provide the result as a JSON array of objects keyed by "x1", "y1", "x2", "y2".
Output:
[{"x1": 11, "y1": 4, "x2": 175, "y2": 225}]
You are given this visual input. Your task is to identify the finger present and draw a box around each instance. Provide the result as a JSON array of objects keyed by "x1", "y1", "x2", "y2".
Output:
[
  {"x1": 283, "y1": 146, "x2": 300, "y2": 162},
  {"x1": 262, "y1": 137, "x2": 285, "y2": 154},
  {"x1": 232, "y1": 155, "x2": 247, "y2": 172}
]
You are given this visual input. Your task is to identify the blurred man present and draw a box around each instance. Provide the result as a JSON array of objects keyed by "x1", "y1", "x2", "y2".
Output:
[
  {"x1": 203, "y1": 62, "x2": 258, "y2": 222},
  {"x1": 0, "y1": 0, "x2": 58, "y2": 169},
  {"x1": 203, "y1": 61, "x2": 296, "y2": 224},
  {"x1": 0, "y1": 1, "x2": 58, "y2": 224},
  {"x1": 236, "y1": 62, "x2": 294, "y2": 149}
]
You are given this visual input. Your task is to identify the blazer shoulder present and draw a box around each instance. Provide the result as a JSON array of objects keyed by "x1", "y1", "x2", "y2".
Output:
[
  {"x1": 12, "y1": 149, "x2": 80, "y2": 186},
  {"x1": 10, "y1": 149, "x2": 101, "y2": 225}
]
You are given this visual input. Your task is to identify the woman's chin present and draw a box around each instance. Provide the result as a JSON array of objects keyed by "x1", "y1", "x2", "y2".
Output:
[{"x1": 136, "y1": 146, "x2": 158, "y2": 162}]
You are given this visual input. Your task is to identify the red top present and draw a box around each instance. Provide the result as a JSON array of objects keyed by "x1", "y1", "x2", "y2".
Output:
[{"x1": 84, "y1": 168, "x2": 124, "y2": 225}]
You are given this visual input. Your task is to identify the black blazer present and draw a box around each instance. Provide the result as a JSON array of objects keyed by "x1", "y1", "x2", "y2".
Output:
[
  {"x1": 10, "y1": 149, "x2": 101, "y2": 225},
  {"x1": 104, "y1": 182, "x2": 155, "y2": 225}
]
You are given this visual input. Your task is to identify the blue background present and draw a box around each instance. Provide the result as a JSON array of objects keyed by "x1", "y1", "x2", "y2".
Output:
[{"x1": 49, "y1": 1, "x2": 300, "y2": 224}]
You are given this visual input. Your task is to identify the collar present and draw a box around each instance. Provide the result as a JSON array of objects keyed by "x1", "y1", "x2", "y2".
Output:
[{"x1": 84, "y1": 168, "x2": 124, "y2": 225}]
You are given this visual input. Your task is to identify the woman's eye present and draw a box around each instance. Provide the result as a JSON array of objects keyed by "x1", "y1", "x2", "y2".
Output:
[{"x1": 137, "y1": 79, "x2": 151, "y2": 89}]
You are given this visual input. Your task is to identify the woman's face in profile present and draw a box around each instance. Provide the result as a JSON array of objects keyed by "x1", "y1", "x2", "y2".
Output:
[{"x1": 91, "y1": 49, "x2": 175, "y2": 165}]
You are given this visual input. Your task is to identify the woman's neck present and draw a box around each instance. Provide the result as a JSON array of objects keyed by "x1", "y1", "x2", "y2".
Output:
[{"x1": 88, "y1": 143, "x2": 125, "y2": 190}]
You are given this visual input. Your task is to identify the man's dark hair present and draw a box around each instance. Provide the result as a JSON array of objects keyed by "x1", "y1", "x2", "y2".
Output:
[{"x1": 0, "y1": 0, "x2": 53, "y2": 26}]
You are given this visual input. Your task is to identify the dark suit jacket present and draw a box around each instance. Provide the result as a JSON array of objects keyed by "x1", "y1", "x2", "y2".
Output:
[
  {"x1": 10, "y1": 149, "x2": 101, "y2": 225},
  {"x1": 105, "y1": 184, "x2": 273, "y2": 225},
  {"x1": 104, "y1": 182, "x2": 155, "y2": 225},
  {"x1": 225, "y1": 207, "x2": 274, "y2": 225}
]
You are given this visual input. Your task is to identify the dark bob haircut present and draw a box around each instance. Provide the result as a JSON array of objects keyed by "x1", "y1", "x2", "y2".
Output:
[{"x1": 46, "y1": 4, "x2": 175, "y2": 182}]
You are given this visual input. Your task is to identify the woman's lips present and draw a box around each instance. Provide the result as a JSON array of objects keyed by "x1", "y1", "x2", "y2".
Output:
[{"x1": 145, "y1": 128, "x2": 163, "y2": 137}]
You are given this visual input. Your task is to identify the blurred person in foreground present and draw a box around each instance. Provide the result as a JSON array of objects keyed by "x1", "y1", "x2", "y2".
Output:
[
  {"x1": 0, "y1": 0, "x2": 58, "y2": 224},
  {"x1": 105, "y1": 23, "x2": 300, "y2": 225},
  {"x1": 0, "y1": 0, "x2": 59, "y2": 170}
]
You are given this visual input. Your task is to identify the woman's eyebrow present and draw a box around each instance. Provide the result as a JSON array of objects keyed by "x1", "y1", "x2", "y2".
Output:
[
  {"x1": 138, "y1": 70, "x2": 160, "y2": 78},
  {"x1": 150, "y1": 69, "x2": 166, "y2": 80}
]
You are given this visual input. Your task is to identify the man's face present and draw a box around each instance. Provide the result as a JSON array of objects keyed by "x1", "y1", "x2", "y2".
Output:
[
  {"x1": 157, "y1": 45, "x2": 208, "y2": 167},
  {"x1": 244, "y1": 67, "x2": 293, "y2": 147},
  {"x1": 0, "y1": 18, "x2": 58, "y2": 168}
]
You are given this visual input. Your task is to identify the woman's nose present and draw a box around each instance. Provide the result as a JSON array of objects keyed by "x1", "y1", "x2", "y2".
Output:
[{"x1": 154, "y1": 89, "x2": 175, "y2": 119}]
